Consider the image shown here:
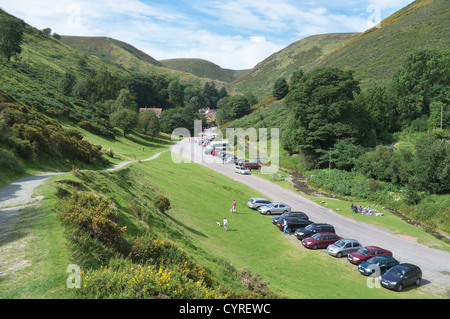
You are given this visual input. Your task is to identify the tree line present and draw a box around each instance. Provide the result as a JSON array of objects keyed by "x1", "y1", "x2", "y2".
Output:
[{"x1": 277, "y1": 48, "x2": 449, "y2": 196}]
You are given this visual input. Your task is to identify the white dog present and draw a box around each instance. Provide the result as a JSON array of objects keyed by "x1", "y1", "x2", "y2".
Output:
[{"x1": 216, "y1": 222, "x2": 221, "y2": 226}]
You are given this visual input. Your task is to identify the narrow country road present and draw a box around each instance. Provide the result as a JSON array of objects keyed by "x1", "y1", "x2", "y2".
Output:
[{"x1": 172, "y1": 137, "x2": 450, "y2": 297}]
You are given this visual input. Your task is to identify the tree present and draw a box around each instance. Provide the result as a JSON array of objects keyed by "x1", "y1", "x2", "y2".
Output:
[
  {"x1": 273, "y1": 78, "x2": 289, "y2": 100},
  {"x1": 203, "y1": 82, "x2": 220, "y2": 108},
  {"x1": 126, "y1": 74, "x2": 155, "y2": 109},
  {"x1": 168, "y1": 79, "x2": 185, "y2": 107},
  {"x1": 110, "y1": 89, "x2": 137, "y2": 113},
  {"x1": 411, "y1": 133, "x2": 450, "y2": 194},
  {"x1": 281, "y1": 67, "x2": 360, "y2": 161},
  {"x1": 59, "y1": 72, "x2": 76, "y2": 96},
  {"x1": 329, "y1": 138, "x2": 365, "y2": 171},
  {"x1": 290, "y1": 69, "x2": 304, "y2": 86},
  {"x1": 110, "y1": 109, "x2": 137, "y2": 136},
  {"x1": 216, "y1": 95, "x2": 250, "y2": 126},
  {"x1": 0, "y1": 15, "x2": 26, "y2": 61},
  {"x1": 392, "y1": 48, "x2": 450, "y2": 125},
  {"x1": 137, "y1": 110, "x2": 160, "y2": 139},
  {"x1": 42, "y1": 28, "x2": 51, "y2": 36},
  {"x1": 160, "y1": 106, "x2": 197, "y2": 134},
  {"x1": 218, "y1": 87, "x2": 228, "y2": 99}
]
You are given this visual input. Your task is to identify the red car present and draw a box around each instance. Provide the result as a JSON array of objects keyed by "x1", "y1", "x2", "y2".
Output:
[
  {"x1": 242, "y1": 162, "x2": 261, "y2": 170},
  {"x1": 347, "y1": 246, "x2": 393, "y2": 265},
  {"x1": 301, "y1": 232, "x2": 341, "y2": 249}
]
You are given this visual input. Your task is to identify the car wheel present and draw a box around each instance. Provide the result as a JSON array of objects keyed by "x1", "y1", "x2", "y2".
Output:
[
  {"x1": 396, "y1": 284, "x2": 403, "y2": 292},
  {"x1": 312, "y1": 244, "x2": 318, "y2": 250},
  {"x1": 266, "y1": 211, "x2": 271, "y2": 215},
  {"x1": 336, "y1": 252, "x2": 342, "y2": 258}
]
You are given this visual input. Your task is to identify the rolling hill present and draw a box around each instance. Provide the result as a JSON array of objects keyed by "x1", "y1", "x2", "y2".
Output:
[
  {"x1": 160, "y1": 58, "x2": 248, "y2": 83},
  {"x1": 312, "y1": 0, "x2": 450, "y2": 85},
  {"x1": 228, "y1": 32, "x2": 361, "y2": 99},
  {"x1": 59, "y1": 35, "x2": 226, "y2": 86}
]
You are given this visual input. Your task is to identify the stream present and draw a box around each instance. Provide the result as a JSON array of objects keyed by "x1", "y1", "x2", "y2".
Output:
[{"x1": 283, "y1": 169, "x2": 450, "y2": 242}]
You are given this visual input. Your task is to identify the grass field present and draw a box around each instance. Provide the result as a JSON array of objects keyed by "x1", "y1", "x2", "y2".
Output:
[
  {"x1": 66, "y1": 152, "x2": 436, "y2": 298},
  {"x1": 1, "y1": 146, "x2": 444, "y2": 299}
]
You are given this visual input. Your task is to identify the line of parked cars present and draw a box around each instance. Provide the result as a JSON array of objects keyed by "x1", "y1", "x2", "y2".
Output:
[{"x1": 247, "y1": 197, "x2": 423, "y2": 293}]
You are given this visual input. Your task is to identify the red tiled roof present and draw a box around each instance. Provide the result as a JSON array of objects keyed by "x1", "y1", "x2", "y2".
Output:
[{"x1": 139, "y1": 107, "x2": 162, "y2": 116}]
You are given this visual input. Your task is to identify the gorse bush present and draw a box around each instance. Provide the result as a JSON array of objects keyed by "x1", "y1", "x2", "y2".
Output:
[
  {"x1": 128, "y1": 234, "x2": 213, "y2": 287},
  {"x1": 78, "y1": 257, "x2": 231, "y2": 299},
  {"x1": 154, "y1": 194, "x2": 171, "y2": 213},
  {"x1": 0, "y1": 91, "x2": 107, "y2": 165},
  {"x1": 56, "y1": 192, "x2": 127, "y2": 245},
  {"x1": 56, "y1": 191, "x2": 280, "y2": 299}
]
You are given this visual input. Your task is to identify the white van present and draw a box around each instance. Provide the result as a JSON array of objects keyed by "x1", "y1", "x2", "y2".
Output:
[{"x1": 209, "y1": 141, "x2": 230, "y2": 149}]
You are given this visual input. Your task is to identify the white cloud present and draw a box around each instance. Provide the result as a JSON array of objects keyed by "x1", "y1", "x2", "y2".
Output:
[{"x1": 0, "y1": 0, "x2": 414, "y2": 69}]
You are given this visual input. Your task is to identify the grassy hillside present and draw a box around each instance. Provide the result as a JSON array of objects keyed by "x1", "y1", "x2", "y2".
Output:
[
  {"x1": 60, "y1": 36, "x2": 163, "y2": 68},
  {"x1": 3, "y1": 150, "x2": 441, "y2": 299},
  {"x1": 161, "y1": 58, "x2": 247, "y2": 83},
  {"x1": 229, "y1": 33, "x2": 360, "y2": 99},
  {"x1": 312, "y1": 0, "x2": 450, "y2": 85},
  {"x1": 59, "y1": 35, "x2": 227, "y2": 86}
]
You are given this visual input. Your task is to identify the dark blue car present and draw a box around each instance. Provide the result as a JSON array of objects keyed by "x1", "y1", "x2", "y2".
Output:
[
  {"x1": 358, "y1": 256, "x2": 399, "y2": 276},
  {"x1": 380, "y1": 263, "x2": 422, "y2": 292}
]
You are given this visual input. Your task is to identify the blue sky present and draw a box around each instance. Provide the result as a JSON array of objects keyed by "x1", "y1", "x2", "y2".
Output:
[{"x1": 0, "y1": 0, "x2": 413, "y2": 69}]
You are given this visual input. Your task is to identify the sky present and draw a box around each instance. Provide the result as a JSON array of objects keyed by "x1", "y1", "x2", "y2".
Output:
[{"x1": 0, "y1": 0, "x2": 414, "y2": 70}]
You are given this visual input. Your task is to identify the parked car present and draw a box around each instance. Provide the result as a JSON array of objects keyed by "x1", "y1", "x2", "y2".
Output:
[
  {"x1": 271, "y1": 212, "x2": 309, "y2": 225},
  {"x1": 258, "y1": 202, "x2": 291, "y2": 215},
  {"x1": 277, "y1": 217, "x2": 312, "y2": 233},
  {"x1": 235, "y1": 166, "x2": 250, "y2": 175},
  {"x1": 380, "y1": 263, "x2": 422, "y2": 292},
  {"x1": 226, "y1": 155, "x2": 238, "y2": 163},
  {"x1": 358, "y1": 256, "x2": 400, "y2": 276},
  {"x1": 241, "y1": 162, "x2": 261, "y2": 170},
  {"x1": 294, "y1": 223, "x2": 335, "y2": 240},
  {"x1": 301, "y1": 232, "x2": 341, "y2": 249},
  {"x1": 247, "y1": 198, "x2": 272, "y2": 210},
  {"x1": 347, "y1": 246, "x2": 393, "y2": 265},
  {"x1": 327, "y1": 239, "x2": 362, "y2": 258},
  {"x1": 236, "y1": 159, "x2": 250, "y2": 166}
]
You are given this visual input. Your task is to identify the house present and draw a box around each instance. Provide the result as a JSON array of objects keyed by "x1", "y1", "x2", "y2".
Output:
[{"x1": 139, "y1": 107, "x2": 162, "y2": 119}]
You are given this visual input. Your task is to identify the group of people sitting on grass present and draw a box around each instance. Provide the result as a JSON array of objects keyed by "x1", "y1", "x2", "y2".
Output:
[{"x1": 351, "y1": 203, "x2": 384, "y2": 217}]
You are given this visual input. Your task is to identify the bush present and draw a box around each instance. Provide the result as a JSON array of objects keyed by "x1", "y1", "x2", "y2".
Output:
[
  {"x1": 0, "y1": 148, "x2": 23, "y2": 173},
  {"x1": 56, "y1": 192, "x2": 127, "y2": 246},
  {"x1": 77, "y1": 257, "x2": 229, "y2": 299},
  {"x1": 127, "y1": 234, "x2": 213, "y2": 286},
  {"x1": 154, "y1": 194, "x2": 171, "y2": 213}
]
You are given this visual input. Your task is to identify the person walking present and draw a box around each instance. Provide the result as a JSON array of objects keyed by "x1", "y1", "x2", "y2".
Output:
[
  {"x1": 223, "y1": 217, "x2": 228, "y2": 231},
  {"x1": 231, "y1": 200, "x2": 236, "y2": 213},
  {"x1": 283, "y1": 218, "x2": 289, "y2": 235}
]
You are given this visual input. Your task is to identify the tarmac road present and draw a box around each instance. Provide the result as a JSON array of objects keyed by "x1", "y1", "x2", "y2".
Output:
[{"x1": 172, "y1": 137, "x2": 450, "y2": 297}]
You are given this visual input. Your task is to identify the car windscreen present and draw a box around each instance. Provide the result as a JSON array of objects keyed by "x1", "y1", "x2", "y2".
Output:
[
  {"x1": 334, "y1": 240, "x2": 346, "y2": 247},
  {"x1": 358, "y1": 247, "x2": 371, "y2": 255},
  {"x1": 311, "y1": 233, "x2": 322, "y2": 239},
  {"x1": 386, "y1": 267, "x2": 406, "y2": 278},
  {"x1": 368, "y1": 257, "x2": 380, "y2": 264}
]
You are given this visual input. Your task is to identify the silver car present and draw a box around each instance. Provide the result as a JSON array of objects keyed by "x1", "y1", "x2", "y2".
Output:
[
  {"x1": 247, "y1": 198, "x2": 272, "y2": 210},
  {"x1": 327, "y1": 239, "x2": 362, "y2": 258},
  {"x1": 235, "y1": 166, "x2": 250, "y2": 175},
  {"x1": 258, "y1": 202, "x2": 291, "y2": 215}
]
